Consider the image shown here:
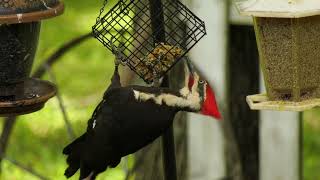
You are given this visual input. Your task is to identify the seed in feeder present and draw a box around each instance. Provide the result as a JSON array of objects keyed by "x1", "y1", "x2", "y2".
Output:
[{"x1": 136, "y1": 43, "x2": 184, "y2": 82}]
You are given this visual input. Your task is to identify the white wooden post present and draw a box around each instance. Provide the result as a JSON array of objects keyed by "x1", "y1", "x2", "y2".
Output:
[
  {"x1": 187, "y1": 0, "x2": 301, "y2": 179},
  {"x1": 260, "y1": 82, "x2": 301, "y2": 180},
  {"x1": 187, "y1": 0, "x2": 228, "y2": 179}
]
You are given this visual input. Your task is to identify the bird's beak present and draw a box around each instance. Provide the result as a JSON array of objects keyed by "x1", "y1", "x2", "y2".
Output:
[{"x1": 201, "y1": 84, "x2": 221, "y2": 120}]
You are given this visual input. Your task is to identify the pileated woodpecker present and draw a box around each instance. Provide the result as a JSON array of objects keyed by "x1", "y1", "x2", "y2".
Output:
[{"x1": 63, "y1": 59, "x2": 220, "y2": 180}]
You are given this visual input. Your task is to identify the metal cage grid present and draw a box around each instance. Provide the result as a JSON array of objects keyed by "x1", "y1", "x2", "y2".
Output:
[{"x1": 92, "y1": 0, "x2": 206, "y2": 83}]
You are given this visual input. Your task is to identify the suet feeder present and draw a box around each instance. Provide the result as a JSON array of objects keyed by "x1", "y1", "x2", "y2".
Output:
[
  {"x1": 237, "y1": 0, "x2": 320, "y2": 111},
  {"x1": 0, "y1": 0, "x2": 64, "y2": 116},
  {"x1": 92, "y1": 0, "x2": 206, "y2": 84}
]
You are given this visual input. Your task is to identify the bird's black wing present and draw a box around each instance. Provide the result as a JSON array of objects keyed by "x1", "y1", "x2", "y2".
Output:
[
  {"x1": 85, "y1": 86, "x2": 178, "y2": 163},
  {"x1": 102, "y1": 87, "x2": 178, "y2": 156},
  {"x1": 63, "y1": 87, "x2": 129, "y2": 179},
  {"x1": 64, "y1": 86, "x2": 180, "y2": 179}
]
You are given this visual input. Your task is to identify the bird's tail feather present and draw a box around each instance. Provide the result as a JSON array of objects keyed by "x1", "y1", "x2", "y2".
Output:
[
  {"x1": 63, "y1": 134, "x2": 86, "y2": 178},
  {"x1": 80, "y1": 162, "x2": 94, "y2": 180}
]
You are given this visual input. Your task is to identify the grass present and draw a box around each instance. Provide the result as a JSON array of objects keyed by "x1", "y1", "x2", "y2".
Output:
[{"x1": 304, "y1": 109, "x2": 320, "y2": 180}]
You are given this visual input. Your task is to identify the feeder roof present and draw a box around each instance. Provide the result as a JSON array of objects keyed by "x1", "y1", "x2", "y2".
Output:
[
  {"x1": 236, "y1": 0, "x2": 320, "y2": 18},
  {"x1": 0, "y1": 0, "x2": 64, "y2": 24}
]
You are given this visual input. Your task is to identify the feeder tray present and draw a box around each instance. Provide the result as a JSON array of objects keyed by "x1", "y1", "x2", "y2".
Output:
[
  {"x1": 92, "y1": 0, "x2": 206, "y2": 83},
  {"x1": 0, "y1": 0, "x2": 64, "y2": 24},
  {"x1": 247, "y1": 94, "x2": 320, "y2": 112},
  {"x1": 0, "y1": 78, "x2": 56, "y2": 116}
]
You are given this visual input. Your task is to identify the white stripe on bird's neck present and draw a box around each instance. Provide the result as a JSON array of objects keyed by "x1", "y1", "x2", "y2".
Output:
[
  {"x1": 133, "y1": 74, "x2": 201, "y2": 111},
  {"x1": 133, "y1": 90, "x2": 201, "y2": 110}
]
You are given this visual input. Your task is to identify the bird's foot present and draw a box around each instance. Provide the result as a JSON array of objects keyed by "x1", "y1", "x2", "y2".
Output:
[
  {"x1": 153, "y1": 78, "x2": 160, "y2": 87},
  {"x1": 152, "y1": 70, "x2": 160, "y2": 87},
  {"x1": 184, "y1": 63, "x2": 191, "y2": 88},
  {"x1": 193, "y1": 71, "x2": 200, "y2": 82},
  {"x1": 114, "y1": 57, "x2": 121, "y2": 67},
  {"x1": 191, "y1": 72, "x2": 200, "y2": 93}
]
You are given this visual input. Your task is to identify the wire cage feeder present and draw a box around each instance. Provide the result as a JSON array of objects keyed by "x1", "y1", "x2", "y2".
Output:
[{"x1": 92, "y1": 0, "x2": 206, "y2": 83}]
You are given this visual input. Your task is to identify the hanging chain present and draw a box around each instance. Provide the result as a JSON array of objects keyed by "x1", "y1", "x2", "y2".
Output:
[
  {"x1": 96, "y1": 0, "x2": 109, "y2": 22},
  {"x1": 96, "y1": 0, "x2": 128, "y2": 66}
]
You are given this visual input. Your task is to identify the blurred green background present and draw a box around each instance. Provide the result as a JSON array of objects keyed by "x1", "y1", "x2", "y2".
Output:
[
  {"x1": 0, "y1": 0, "x2": 319, "y2": 179},
  {"x1": 0, "y1": 0, "x2": 125, "y2": 179}
]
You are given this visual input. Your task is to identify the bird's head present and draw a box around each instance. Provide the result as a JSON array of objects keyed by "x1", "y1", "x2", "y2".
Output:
[{"x1": 188, "y1": 74, "x2": 221, "y2": 120}]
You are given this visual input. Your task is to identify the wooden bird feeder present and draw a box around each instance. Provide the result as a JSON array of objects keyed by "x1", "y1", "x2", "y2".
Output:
[
  {"x1": 237, "y1": 0, "x2": 320, "y2": 111},
  {"x1": 0, "y1": 0, "x2": 64, "y2": 116}
]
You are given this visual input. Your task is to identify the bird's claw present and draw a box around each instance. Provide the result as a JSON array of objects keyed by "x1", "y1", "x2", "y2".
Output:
[
  {"x1": 115, "y1": 58, "x2": 121, "y2": 66},
  {"x1": 152, "y1": 71, "x2": 161, "y2": 87},
  {"x1": 193, "y1": 72, "x2": 199, "y2": 82}
]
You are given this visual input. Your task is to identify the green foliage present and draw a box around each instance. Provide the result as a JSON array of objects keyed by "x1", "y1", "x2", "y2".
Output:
[
  {"x1": 304, "y1": 109, "x2": 320, "y2": 180},
  {"x1": 1, "y1": 0, "x2": 127, "y2": 179}
]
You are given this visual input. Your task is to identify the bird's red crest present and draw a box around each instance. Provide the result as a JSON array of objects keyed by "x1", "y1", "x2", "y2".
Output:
[{"x1": 188, "y1": 75, "x2": 221, "y2": 120}]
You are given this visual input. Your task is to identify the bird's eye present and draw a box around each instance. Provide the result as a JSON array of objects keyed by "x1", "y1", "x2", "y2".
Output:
[{"x1": 199, "y1": 80, "x2": 205, "y2": 84}]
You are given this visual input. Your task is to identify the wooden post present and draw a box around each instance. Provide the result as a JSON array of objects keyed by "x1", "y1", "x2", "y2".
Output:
[
  {"x1": 260, "y1": 111, "x2": 301, "y2": 180},
  {"x1": 187, "y1": 0, "x2": 302, "y2": 179},
  {"x1": 260, "y1": 74, "x2": 302, "y2": 180},
  {"x1": 226, "y1": 25, "x2": 260, "y2": 180},
  {"x1": 187, "y1": 0, "x2": 228, "y2": 179}
]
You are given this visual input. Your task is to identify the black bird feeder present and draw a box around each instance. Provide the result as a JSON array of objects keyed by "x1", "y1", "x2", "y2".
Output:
[
  {"x1": 0, "y1": 0, "x2": 64, "y2": 116},
  {"x1": 92, "y1": 0, "x2": 206, "y2": 84}
]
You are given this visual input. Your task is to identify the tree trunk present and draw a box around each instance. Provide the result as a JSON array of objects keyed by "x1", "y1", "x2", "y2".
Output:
[{"x1": 224, "y1": 25, "x2": 260, "y2": 180}]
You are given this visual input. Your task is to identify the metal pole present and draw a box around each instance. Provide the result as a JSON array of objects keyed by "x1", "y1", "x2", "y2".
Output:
[
  {"x1": 161, "y1": 126, "x2": 177, "y2": 180},
  {"x1": 160, "y1": 77, "x2": 177, "y2": 180},
  {"x1": 148, "y1": 0, "x2": 178, "y2": 179}
]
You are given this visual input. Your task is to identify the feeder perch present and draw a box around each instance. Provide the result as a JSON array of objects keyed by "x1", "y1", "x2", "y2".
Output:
[
  {"x1": 0, "y1": 0, "x2": 64, "y2": 116},
  {"x1": 237, "y1": 0, "x2": 320, "y2": 111},
  {"x1": 92, "y1": 0, "x2": 206, "y2": 84}
]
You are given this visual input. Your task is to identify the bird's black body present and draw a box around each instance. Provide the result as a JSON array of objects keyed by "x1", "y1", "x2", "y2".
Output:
[{"x1": 63, "y1": 63, "x2": 198, "y2": 179}]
